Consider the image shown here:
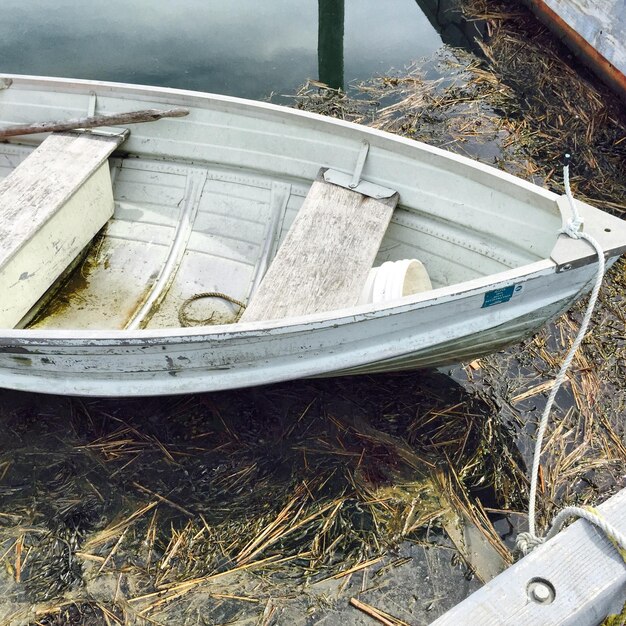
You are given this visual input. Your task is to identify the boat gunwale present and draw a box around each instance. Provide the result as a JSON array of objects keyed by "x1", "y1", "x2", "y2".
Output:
[{"x1": 0, "y1": 72, "x2": 560, "y2": 200}]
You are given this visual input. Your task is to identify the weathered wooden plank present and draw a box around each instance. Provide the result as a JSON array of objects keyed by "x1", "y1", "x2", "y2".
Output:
[
  {"x1": 543, "y1": 0, "x2": 626, "y2": 73},
  {"x1": 430, "y1": 488, "x2": 626, "y2": 626},
  {"x1": 0, "y1": 132, "x2": 124, "y2": 327},
  {"x1": 240, "y1": 170, "x2": 398, "y2": 322}
]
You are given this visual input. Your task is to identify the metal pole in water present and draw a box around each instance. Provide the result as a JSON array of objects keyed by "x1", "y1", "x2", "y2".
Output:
[{"x1": 318, "y1": 0, "x2": 345, "y2": 91}]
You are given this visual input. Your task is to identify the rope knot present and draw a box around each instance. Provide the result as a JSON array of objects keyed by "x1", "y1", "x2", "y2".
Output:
[
  {"x1": 515, "y1": 532, "x2": 545, "y2": 555},
  {"x1": 560, "y1": 217, "x2": 584, "y2": 240}
]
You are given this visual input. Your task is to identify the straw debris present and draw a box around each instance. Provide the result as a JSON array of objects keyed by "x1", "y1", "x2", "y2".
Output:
[{"x1": 0, "y1": 372, "x2": 518, "y2": 624}]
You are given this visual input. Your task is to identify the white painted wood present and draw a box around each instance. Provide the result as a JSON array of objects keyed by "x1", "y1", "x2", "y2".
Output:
[
  {"x1": 543, "y1": 0, "x2": 626, "y2": 76},
  {"x1": 241, "y1": 172, "x2": 398, "y2": 322},
  {"x1": 522, "y1": 0, "x2": 626, "y2": 98},
  {"x1": 0, "y1": 132, "x2": 123, "y2": 328},
  {"x1": 430, "y1": 488, "x2": 626, "y2": 626},
  {"x1": 0, "y1": 74, "x2": 623, "y2": 395}
]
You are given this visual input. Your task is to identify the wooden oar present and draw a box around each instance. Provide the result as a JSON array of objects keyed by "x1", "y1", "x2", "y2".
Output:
[{"x1": 0, "y1": 107, "x2": 189, "y2": 139}]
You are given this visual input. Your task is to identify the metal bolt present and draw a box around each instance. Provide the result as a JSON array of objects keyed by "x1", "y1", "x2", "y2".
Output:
[
  {"x1": 527, "y1": 579, "x2": 555, "y2": 605},
  {"x1": 531, "y1": 583, "x2": 551, "y2": 603}
]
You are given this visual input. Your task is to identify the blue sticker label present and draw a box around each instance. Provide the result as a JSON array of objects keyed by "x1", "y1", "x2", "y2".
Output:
[{"x1": 482, "y1": 285, "x2": 517, "y2": 308}]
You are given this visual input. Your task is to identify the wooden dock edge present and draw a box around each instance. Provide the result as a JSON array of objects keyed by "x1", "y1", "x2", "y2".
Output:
[{"x1": 430, "y1": 488, "x2": 626, "y2": 625}]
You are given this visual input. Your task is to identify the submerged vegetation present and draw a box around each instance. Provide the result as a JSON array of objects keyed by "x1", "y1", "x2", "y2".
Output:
[
  {"x1": 0, "y1": 1, "x2": 624, "y2": 623},
  {"x1": 0, "y1": 374, "x2": 512, "y2": 624}
]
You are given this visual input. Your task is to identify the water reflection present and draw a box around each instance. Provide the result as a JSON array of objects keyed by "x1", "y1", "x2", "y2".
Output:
[
  {"x1": 318, "y1": 0, "x2": 345, "y2": 90},
  {"x1": 0, "y1": 0, "x2": 442, "y2": 99},
  {"x1": 414, "y1": 0, "x2": 486, "y2": 54}
]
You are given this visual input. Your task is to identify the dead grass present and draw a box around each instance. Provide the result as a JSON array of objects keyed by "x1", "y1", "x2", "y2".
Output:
[{"x1": 0, "y1": 372, "x2": 518, "y2": 624}]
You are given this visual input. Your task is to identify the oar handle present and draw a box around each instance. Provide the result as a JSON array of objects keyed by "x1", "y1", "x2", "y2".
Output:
[{"x1": 0, "y1": 107, "x2": 189, "y2": 139}]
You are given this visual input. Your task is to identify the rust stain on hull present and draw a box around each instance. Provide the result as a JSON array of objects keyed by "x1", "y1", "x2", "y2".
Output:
[{"x1": 526, "y1": 0, "x2": 626, "y2": 101}]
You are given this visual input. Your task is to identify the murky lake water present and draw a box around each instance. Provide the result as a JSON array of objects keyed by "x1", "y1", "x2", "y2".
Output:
[{"x1": 0, "y1": 0, "x2": 445, "y2": 99}]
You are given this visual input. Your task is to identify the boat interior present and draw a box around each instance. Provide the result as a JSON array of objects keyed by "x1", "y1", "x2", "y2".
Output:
[{"x1": 0, "y1": 85, "x2": 565, "y2": 332}]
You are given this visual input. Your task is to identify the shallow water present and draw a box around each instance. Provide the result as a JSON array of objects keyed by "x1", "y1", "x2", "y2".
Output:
[{"x1": 0, "y1": 372, "x2": 492, "y2": 624}]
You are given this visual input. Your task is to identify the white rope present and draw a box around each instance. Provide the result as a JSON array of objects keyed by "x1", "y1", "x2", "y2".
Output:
[
  {"x1": 545, "y1": 507, "x2": 626, "y2": 551},
  {"x1": 518, "y1": 506, "x2": 626, "y2": 559},
  {"x1": 516, "y1": 158, "x2": 611, "y2": 555}
]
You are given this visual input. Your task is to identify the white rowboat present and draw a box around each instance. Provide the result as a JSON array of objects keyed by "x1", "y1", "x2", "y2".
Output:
[{"x1": 0, "y1": 74, "x2": 624, "y2": 397}]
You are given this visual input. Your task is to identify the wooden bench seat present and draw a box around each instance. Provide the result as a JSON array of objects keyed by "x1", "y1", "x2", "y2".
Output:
[
  {"x1": 240, "y1": 170, "x2": 398, "y2": 322},
  {"x1": 0, "y1": 131, "x2": 126, "y2": 328}
]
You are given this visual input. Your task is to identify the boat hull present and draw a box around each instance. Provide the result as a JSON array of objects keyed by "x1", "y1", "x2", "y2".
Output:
[
  {"x1": 0, "y1": 75, "x2": 624, "y2": 396},
  {"x1": 0, "y1": 261, "x2": 602, "y2": 396}
]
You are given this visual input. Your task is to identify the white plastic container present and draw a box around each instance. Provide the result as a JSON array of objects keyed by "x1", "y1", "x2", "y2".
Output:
[{"x1": 358, "y1": 259, "x2": 432, "y2": 305}]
